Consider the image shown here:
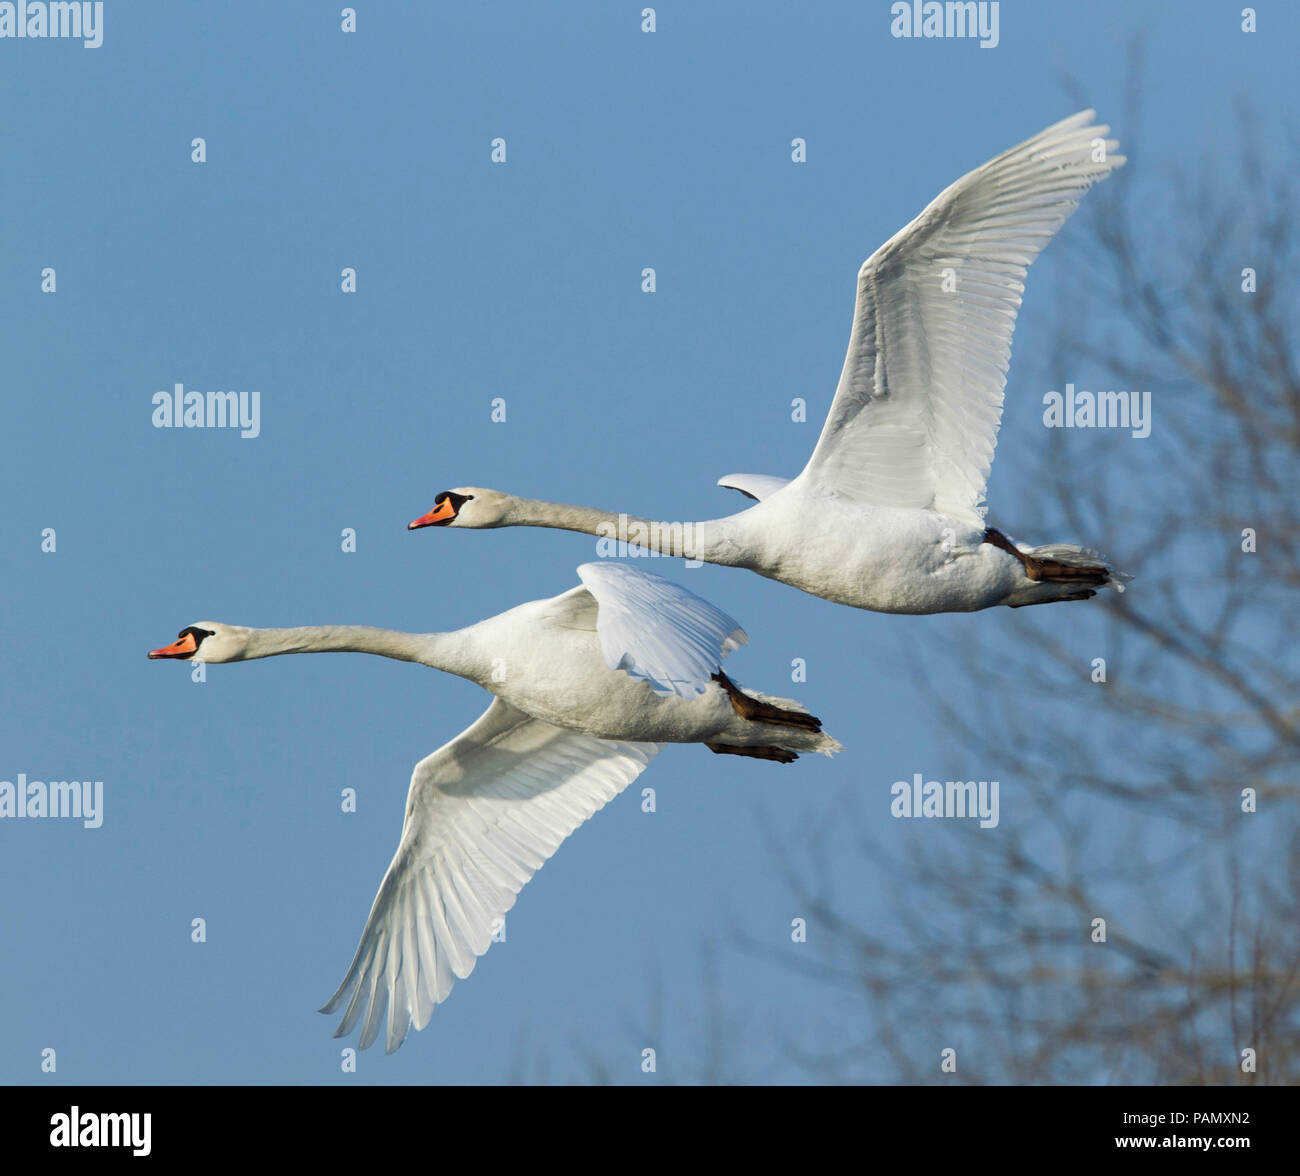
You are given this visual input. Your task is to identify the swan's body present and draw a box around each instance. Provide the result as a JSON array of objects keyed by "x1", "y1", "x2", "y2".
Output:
[
  {"x1": 149, "y1": 562, "x2": 839, "y2": 1052},
  {"x1": 702, "y1": 494, "x2": 1025, "y2": 614},
  {"x1": 413, "y1": 112, "x2": 1130, "y2": 614}
]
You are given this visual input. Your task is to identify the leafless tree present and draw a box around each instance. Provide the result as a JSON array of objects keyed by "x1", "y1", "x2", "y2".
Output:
[{"x1": 735, "y1": 76, "x2": 1300, "y2": 1085}]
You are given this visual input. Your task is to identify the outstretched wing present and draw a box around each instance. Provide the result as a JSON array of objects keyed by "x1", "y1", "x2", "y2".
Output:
[
  {"x1": 321, "y1": 698, "x2": 660, "y2": 1053},
  {"x1": 576, "y1": 561, "x2": 747, "y2": 698},
  {"x1": 799, "y1": 110, "x2": 1124, "y2": 530}
]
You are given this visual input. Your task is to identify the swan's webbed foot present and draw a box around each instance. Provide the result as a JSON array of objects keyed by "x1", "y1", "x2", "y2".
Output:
[
  {"x1": 1009, "y1": 589, "x2": 1097, "y2": 608},
  {"x1": 711, "y1": 671, "x2": 822, "y2": 732},
  {"x1": 706, "y1": 742, "x2": 798, "y2": 764}
]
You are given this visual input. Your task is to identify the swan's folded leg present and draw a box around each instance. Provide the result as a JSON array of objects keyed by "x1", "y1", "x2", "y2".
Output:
[
  {"x1": 982, "y1": 526, "x2": 1023, "y2": 561},
  {"x1": 706, "y1": 742, "x2": 798, "y2": 764},
  {"x1": 983, "y1": 527, "x2": 1113, "y2": 585},
  {"x1": 711, "y1": 671, "x2": 823, "y2": 732}
]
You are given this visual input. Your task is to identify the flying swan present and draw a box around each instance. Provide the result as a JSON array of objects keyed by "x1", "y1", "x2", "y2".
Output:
[
  {"x1": 411, "y1": 111, "x2": 1129, "y2": 614},
  {"x1": 148, "y1": 562, "x2": 840, "y2": 1052}
]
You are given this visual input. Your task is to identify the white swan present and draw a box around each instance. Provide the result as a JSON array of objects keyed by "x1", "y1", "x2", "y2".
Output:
[
  {"x1": 411, "y1": 112, "x2": 1129, "y2": 614},
  {"x1": 148, "y1": 562, "x2": 840, "y2": 1052}
]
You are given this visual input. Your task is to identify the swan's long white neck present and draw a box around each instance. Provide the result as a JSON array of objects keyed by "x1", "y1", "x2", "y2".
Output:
[
  {"x1": 234, "y1": 626, "x2": 477, "y2": 678},
  {"x1": 504, "y1": 496, "x2": 736, "y2": 564}
]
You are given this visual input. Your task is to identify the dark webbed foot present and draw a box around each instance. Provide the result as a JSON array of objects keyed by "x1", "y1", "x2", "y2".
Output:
[
  {"x1": 984, "y1": 527, "x2": 1111, "y2": 585},
  {"x1": 711, "y1": 671, "x2": 822, "y2": 732},
  {"x1": 1009, "y1": 589, "x2": 1097, "y2": 608},
  {"x1": 706, "y1": 742, "x2": 798, "y2": 764}
]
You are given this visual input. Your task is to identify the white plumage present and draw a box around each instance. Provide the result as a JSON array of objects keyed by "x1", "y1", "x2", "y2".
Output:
[
  {"x1": 801, "y1": 109, "x2": 1124, "y2": 532},
  {"x1": 320, "y1": 699, "x2": 659, "y2": 1053},
  {"x1": 149, "y1": 563, "x2": 840, "y2": 1053},
  {"x1": 576, "y1": 561, "x2": 746, "y2": 697},
  {"x1": 421, "y1": 112, "x2": 1130, "y2": 614}
]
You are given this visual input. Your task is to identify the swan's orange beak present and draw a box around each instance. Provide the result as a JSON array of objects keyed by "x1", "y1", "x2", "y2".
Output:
[
  {"x1": 148, "y1": 633, "x2": 198, "y2": 660},
  {"x1": 408, "y1": 500, "x2": 456, "y2": 530}
]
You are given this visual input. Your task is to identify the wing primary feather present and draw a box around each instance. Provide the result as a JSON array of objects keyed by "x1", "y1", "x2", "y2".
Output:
[{"x1": 321, "y1": 698, "x2": 661, "y2": 1050}]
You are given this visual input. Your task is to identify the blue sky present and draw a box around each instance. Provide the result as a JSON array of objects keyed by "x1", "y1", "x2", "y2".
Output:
[{"x1": 1, "y1": 1, "x2": 1290, "y2": 1084}]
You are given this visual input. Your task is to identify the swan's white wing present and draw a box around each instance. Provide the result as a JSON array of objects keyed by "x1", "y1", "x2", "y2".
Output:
[
  {"x1": 716, "y1": 473, "x2": 792, "y2": 502},
  {"x1": 799, "y1": 110, "x2": 1124, "y2": 530},
  {"x1": 321, "y1": 697, "x2": 660, "y2": 1053},
  {"x1": 576, "y1": 561, "x2": 747, "y2": 698}
]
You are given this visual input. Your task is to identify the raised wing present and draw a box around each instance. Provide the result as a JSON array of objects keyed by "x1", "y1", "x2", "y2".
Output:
[
  {"x1": 320, "y1": 698, "x2": 660, "y2": 1052},
  {"x1": 799, "y1": 110, "x2": 1124, "y2": 530},
  {"x1": 716, "y1": 473, "x2": 792, "y2": 502},
  {"x1": 576, "y1": 561, "x2": 746, "y2": 698}
]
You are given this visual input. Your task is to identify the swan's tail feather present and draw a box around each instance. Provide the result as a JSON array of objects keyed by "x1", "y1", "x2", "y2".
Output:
[{"x1": 805, "y1": 731, "x2": 844, "y2": 757}]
